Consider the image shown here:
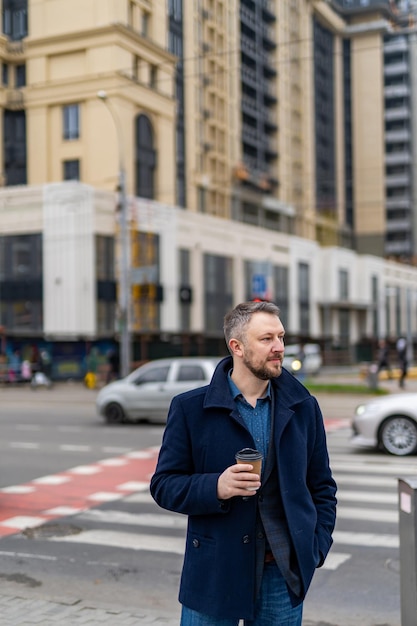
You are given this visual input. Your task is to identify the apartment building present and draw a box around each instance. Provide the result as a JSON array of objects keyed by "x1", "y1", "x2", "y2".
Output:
[{"x1": 1, "y1": 0, "x2": 417, "y2": 376}]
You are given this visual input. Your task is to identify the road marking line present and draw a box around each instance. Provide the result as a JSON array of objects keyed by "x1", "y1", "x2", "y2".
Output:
[
  {"x1": 337, "y1": 490, "x2": 397, "y2": 504},
  {"x1": 49, "y1": 529, "x2": 186, "y2": 555},
  {"x1": 331, "y1": 461, "x2": 417, "y2": 474},
  {"x1": 126, "y1": 451, "x2": 156, "y2": 459},
  {"x1": 87, "y1": 492, "x2": 124, "y2": 502},
  {"x1": 333, "y1": 530, "x2": 399, "y2": 548},
  {"x1": 9, "y1": 442, "x2": 39, "y2": 449},
  {"x1": 43, "y1": 506, "x2": 85, "y2": 516},
  {"x1": 337, "y1": 506, "x2": 398, "y2": 523},
  {"x1": 334, "y1": 475, "x2": 396, "y2": 487},
  {"x1": 0, "y1": 485, "x2": 35, "y2": 494},
  {"x1": 60, "y1": 445, "x2": 91, "y2": 452},
  {"x1": 33, "y1": 475, "x2": 71, "y2": 485},
  {"x1": 99, "y1": 458, "x2": 128, "y2": 465},
  {"x1": 0, "y1": 515, "x2": 48, "y2": 529},
  {"x1": 117, "y1": 481, "x2": 149, "y2": 491},
  {"x1": 321, "y1": 552, "x2": 351, "y2": 570},
  {"x1": 68, "y1": 465, "x2": 102, "y2": 475},
  {"x1": 78, "y1": 509, "x2": 187, "y2": 528}
]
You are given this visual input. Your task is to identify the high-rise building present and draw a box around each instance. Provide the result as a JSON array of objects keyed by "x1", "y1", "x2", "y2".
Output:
[{"x1": 1, "y1": 0, "x2": 417, "y2": 373}]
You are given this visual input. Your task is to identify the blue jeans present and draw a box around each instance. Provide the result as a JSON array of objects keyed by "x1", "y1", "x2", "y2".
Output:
[{"x1": 180, "y1": 563, "x2": 303, "y2": 626}]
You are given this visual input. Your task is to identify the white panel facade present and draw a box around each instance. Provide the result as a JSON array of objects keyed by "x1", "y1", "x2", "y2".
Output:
[{"x1": 43, "y1": 183, "x2": 96, "y2": 337}]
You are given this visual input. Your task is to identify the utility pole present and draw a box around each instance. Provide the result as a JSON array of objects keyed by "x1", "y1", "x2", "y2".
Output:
[{"x1": 97, "y1": 90, "x2": 131, "y2": 378}]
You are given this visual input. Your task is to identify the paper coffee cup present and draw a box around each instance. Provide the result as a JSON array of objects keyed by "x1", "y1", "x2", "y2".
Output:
[{"x1": 235, "y1": 448, "x2": 263, "y2": 477}]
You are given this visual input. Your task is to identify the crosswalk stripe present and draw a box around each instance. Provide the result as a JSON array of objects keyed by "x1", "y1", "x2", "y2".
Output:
[
  {"x1": 331, "y1": 461, "x2": 417, "y2": 474},
  {"x1": 334, "y1": 475, "x2": 396, "y2": 487},
  {"x1": 337, "y1": 506, "x2": 398, "y2": 523},
  {"x1": 49, "y1": 529, "x2": 186, "y2": 554},
  {"x1": 78, "y1": 509, "x2": 187, "y2": 528},
  {"x1": 333, "y1": 530, "x2": 398, "y2": 548},
  {"x1": 337, "y1": 490, "x2": 397, "y2": 504},
  {"x1": 322, "y1": 552, "x2": 351, "y2": 570}
]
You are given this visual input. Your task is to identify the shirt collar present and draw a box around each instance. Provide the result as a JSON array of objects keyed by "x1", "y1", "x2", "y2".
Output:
[{"x1": 227, "y1": 369, "x2": 272, "y2": 401}]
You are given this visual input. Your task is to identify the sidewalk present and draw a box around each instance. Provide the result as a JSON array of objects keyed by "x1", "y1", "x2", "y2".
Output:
[{"x1": 0, "y1": 592, "x2": 180, "y2": 625}]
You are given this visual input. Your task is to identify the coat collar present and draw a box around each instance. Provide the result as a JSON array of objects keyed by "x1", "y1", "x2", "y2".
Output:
[{"x1": 204, "y1": 356, "x2": 312, "y2": 412}]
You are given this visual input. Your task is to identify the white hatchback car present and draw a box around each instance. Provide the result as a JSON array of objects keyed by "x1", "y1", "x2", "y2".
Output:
[
  {"x1": 96, "y1": 356, "x2": 221, "y2": 424},
  {"x1": 352, "y1": 393, "x2": 417, "y2": 456}
]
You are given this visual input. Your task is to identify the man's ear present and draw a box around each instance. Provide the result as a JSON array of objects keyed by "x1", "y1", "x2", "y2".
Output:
[{"x1": 229, "y1": 338, "x2": 243, "y2": 357}]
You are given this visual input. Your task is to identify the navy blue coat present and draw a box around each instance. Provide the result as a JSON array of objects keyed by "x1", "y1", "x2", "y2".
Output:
[{"x1": 150, "y1": 357, "x2": 337, "y2": 620}]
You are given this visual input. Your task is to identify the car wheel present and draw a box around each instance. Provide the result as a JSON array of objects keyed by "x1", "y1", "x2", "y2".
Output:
[
  {"x1": 380, "y1": 416, "x2": 417, "y2": 456},
  {"x1": 104, "y1": 402, "x2": 126, "y2": 424}
]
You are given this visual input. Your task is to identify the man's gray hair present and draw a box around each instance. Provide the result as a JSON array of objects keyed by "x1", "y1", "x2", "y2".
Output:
[{"x1": 223, "y1": 301, "x2": 281, "y2": 354}]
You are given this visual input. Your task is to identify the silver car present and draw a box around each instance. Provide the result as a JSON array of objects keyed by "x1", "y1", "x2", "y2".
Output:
[
  {"x1": 282, "y1": 343, "x2": 322, "y2": 376},
  {"x1": 96, "y1": 356, "x2": 221, "y2": 424},
  {"x1": 352, "y1": 393, "x2": 417, "y2": 456}
]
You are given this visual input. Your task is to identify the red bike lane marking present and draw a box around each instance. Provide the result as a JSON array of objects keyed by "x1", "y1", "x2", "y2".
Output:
[
  {"x1": 0, "y1": 419, "x2": 349, "y2": 538},
  {"x1": 0, "y1": 448, "x2": 160, "y2": 537}
]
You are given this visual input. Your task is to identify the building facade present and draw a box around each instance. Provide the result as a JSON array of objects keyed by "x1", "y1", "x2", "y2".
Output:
[{"x1": 1, "y1": 0, "x2": 417, "y2": 376}]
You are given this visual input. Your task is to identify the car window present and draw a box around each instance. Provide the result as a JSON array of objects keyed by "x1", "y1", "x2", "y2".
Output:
[
  {"x1": 177, "y1": 365, "x2": 206, "y2": 382},
  {"x1": 133, "y1": 365, "x2": 170, "y2": 385}
]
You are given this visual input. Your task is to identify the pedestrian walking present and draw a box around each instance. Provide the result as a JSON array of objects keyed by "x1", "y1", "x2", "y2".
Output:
[
  {"x1": 396, "y1": 337, "x2": 408, "y2": 389},
  {"x1": 376, "y1": 338, "x2": 392, "y2": 378},
  {"x1": 151, "y1": 300, "x2": 337, "y2": 626}
]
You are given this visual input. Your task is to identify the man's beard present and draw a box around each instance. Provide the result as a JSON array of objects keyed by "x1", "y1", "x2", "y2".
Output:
[{"x1": 242, "y1": 352, "x2": 282, "y2": 380}]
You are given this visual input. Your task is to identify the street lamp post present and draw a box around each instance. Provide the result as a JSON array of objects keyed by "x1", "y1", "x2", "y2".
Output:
[{"x1": 97, "y1": 90, "x2": 131, "y2": 378}]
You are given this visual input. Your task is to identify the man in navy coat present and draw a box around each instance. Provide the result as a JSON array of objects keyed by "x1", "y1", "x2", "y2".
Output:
[{"x1": 151, "y1": 301, "x2": 337, "y2": 626}]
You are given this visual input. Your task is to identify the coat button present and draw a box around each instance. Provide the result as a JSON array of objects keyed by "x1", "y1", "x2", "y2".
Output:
[
  {"x1": 192, "y1": 539, "x2": 200, "y2": 548},
  {"x1": 242, "y1": 535, "x2": 250, "y2": 544},
  {"x1": 257, "y1": 532, "x2": 264, "y2": 540}
]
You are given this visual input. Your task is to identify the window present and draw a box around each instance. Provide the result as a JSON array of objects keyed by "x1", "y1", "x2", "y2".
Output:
[
  {"x1": 338, "y1": 309, "x2": 350, "y2": 348},
  {"x1": 0, "y1": 234, "x2": 42, "y2": 279},
  {"x1": 3, "y1": 0, "x2": 28, "y2": 41},
  {"x1": 150, "y1": 65, "x2": 157, "y2": 88},
  {"x1": 339, "y1": 269, "x2": 349, "y2": 301},
  {"x1": 177, "y1": 365, "x2": 205, "y2": 382},
  {"x1": 4, "y1": 109, "x2": 26, "y2": 185},
  {"x1": 97, "y1": 301, "x2": 116, "y2": 333},
  {"x1": 63, "y1": 104, "x2": 80, "y2": 140},
  {"x1": 96, "y1": 236, "x2": 115, "y2": 281},
  {"x1": 142, "y1": 10, "x2": 150, "y2": 37},
  {"x1": 204, "y1": 254, "x2": 234, "y2": 332},
  {"x1": 298, "y1": 262, "x2": 310, "y2": 334},
  {"x1": 135, "y1": 115, "x2": 156, "y2": 199},
  {"x1": 133, "y1": 365, "x2": 170, "y2": 385},
  {"x1": 15, "y1": 63, "x2": 25, "y2": 87},
  {"x1": 371, "y1": 275, "x2": 378, "y2": 337},
  {"x1": 273, "y1": 265, "x2": 289, "y2": 328},
  {"x1": 2, "y1": 63, "x2": 9, "y2": 86},
  {"x1": 63, "y1": 159, "x2": 80, "y2": 181},
  {"x1": 179, "y1": 249, "x2": 191, "y2": 331}
]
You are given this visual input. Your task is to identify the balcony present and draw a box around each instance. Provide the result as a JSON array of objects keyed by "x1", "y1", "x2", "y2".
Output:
[
  {"x1": 385, "y1": 152, "x2": 411, "y2": 166},
  {"x1": 386, "y1": 219, "x2": 412, "y2": 233},
  {"x1": 384, "y1": 62, "x2": 409, "y2": 77},
  {"x1": 385, "y1": 128, "x2": 410, "y2": 142},
  {"x1": 384, "y1": 106, "x2": 410, "y2": 121},
  {"x1": 386, "y1": 196, "x2": 410, "y2": 209},
  {"x1": 385, "y1": 172, "x2": 411, "y2": 187},
  {"x1": 384, "y1": 84, "x2": 409, "y2": 98},
  {"x1": 5, "y1": 89, "x2": 24, "y2": 109},
  {"x1": 261, "y1": 0, "x2": 276, "y2": 23}
]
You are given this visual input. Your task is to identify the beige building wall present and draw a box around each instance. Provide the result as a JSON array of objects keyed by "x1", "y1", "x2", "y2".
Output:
[
  {"x1": 19, "y1": 0, "x2": 177, "y2": 202},
  {"x1": 351, "y1": 30, "x2": 386, "y2": 256},
  {"x1": 182, "y1": 0, "x2": 239, "y2": 218}
]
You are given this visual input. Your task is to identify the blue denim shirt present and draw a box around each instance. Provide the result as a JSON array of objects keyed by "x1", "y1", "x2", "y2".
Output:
[{"x1": 228, "y1": 371, "x2": 271, "y2": 471}]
